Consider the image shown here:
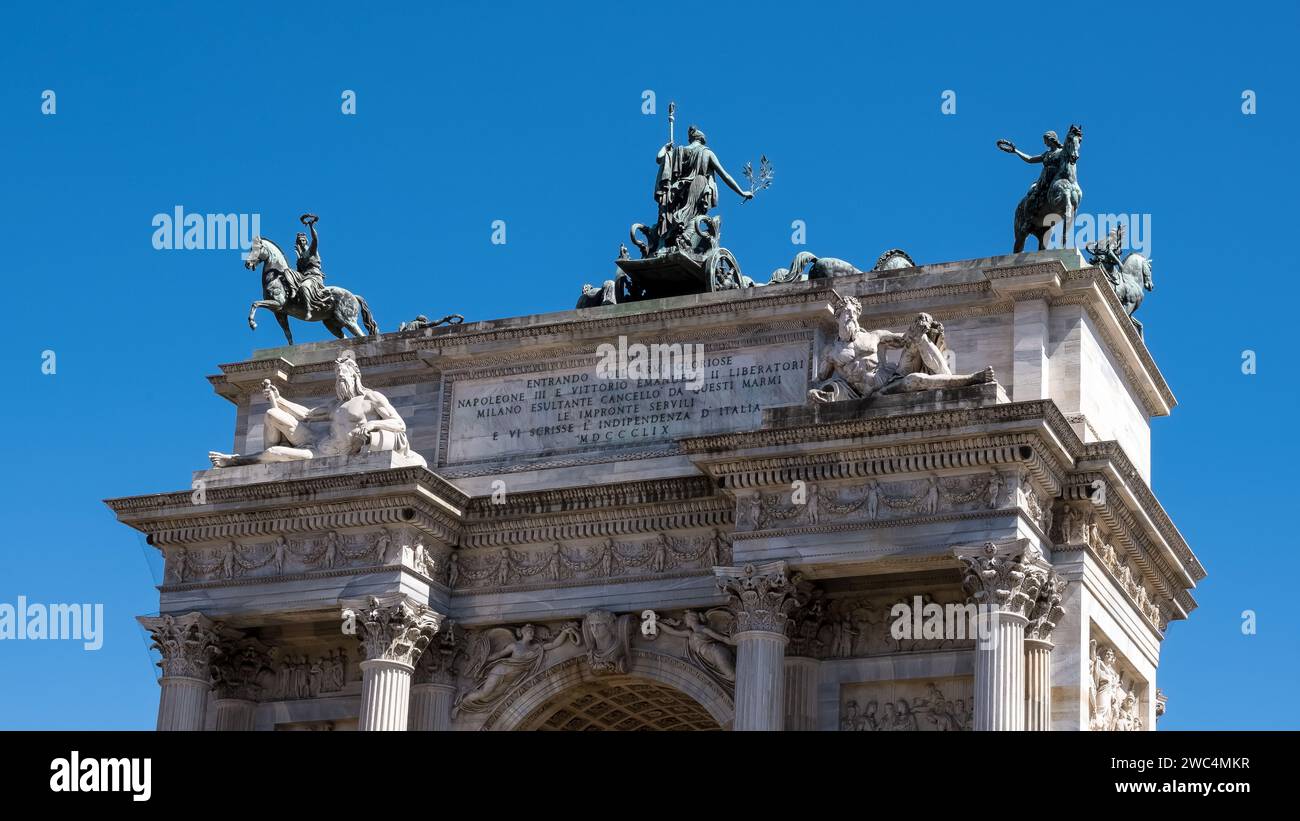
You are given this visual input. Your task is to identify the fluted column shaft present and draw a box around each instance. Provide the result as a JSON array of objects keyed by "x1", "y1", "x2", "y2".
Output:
[
  {"x1": 213, "y1": 698, "x2": 257, "y2": 731},
  {"x1": 409, "y1": 682, "x2": 456, "y2": 731},
  {"x1": 358, "y1": 659, "x2": 414, "y2": 731},
  {"x1": 157, "y1": 676, "x2": 210, "y2": 731},
  {"x1": 1024, "y1": 638, "x2": 1054, "y2": 731},
  {"x1": 783, "y1": 656, "x2": 819, "y2": 731},
  {"x1": 973, "y1": 612, "x2": 1027, "y2": 731},
  {"x1": 733, "y1": 631, "x2": 788, "y2": 730}
]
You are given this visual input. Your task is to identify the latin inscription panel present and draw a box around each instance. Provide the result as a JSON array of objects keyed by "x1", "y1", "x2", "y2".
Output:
[{"x1": 442, "y1": 340, "x2": 810, "y2": 465}]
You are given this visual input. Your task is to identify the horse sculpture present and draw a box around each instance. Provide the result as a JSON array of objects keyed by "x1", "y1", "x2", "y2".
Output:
[
  {"x1": 245, "y1": 235, "x2": 377, "y2": 345},
  {"x1": 1086, "y1": 225, "x2": 1153, "y2": 336},
  {"x1": 1002, "y1": 124, "x2": 1083, "y2": 252},
  {"x1": 768, "y1": 251, "x2": 861, "y2": 283}
]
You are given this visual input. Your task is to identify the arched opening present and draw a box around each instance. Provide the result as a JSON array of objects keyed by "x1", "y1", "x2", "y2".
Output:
[
  {"x1": 480, "y1": 650, "x2": 734, "y2": 731},
  {"x1": 521, "y1": 676, "x2": 721, "y2": 731}
]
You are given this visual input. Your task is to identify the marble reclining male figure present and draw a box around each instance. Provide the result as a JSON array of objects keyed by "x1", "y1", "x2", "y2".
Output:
[
  {"x1": 809, "y1": 295, "x2": 995, "y2": 404},
  {"x1": 208, "y1": 351, "x2": 425, "y2": 468}
]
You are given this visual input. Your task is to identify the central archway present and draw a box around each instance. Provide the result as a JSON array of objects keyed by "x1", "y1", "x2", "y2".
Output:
[
  {"x1": 522, "y1": 676, "x2": 721, "y2": 731},
  {"x1": 481, "y1": 650, "x2": 734, "y2": 731}
]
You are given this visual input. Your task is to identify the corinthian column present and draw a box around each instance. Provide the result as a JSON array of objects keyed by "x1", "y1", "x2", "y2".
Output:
[
  {"x1": 342, "y1": 594, "x2": 443, "y2": 731},
  {"x1": 138, "y1": 612, "x2": 223, "y2": 731},
  {"x1": 954, "y1": 540, "x2": 1051, "y2": 731},
  {"x1": 715, "y1": 561, "x2": 798, "y2": 731},
  {"x1": 1024, "y1": 573, "x2": 1067, "y2": 731},
  {"x1": 409, "y1": 629, "x2": 459, "y2": 731},
  {"x1": 210, "y1": 637, "x2": 272, "y2": 731}
]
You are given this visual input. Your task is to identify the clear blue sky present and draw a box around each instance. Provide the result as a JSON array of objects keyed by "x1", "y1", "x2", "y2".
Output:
[{"x1": 1, "y1": 1, "x2": 1295, "y2": 729}]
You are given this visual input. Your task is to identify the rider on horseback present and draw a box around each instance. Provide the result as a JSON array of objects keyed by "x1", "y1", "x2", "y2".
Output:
[
  {"x1": 289, "y1": 214, "x2": 332, "y2": 321},
  {"x1": 1007, "y1": 131, "x2": 1064, "y2": 214}
]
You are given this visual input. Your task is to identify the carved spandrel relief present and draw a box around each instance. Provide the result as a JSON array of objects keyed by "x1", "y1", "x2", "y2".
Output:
[
  {"x1": 452, "y1": 530, "x2": 731, "y2": 591},
  {"x1": 644, "y1": 609, "x2": 737, "y2": 685},
  {"x1": 452, "y1": 622, "x2": 583, "y2": 717},
  {"x1": 1088, "y1": 639, "x2": 1146, "y2": 731},
  {"x1": 840, "y1": 678, "x2": 974, "y2": 732}
]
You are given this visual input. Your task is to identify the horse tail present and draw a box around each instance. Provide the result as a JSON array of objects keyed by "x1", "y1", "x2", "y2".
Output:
[{"x1": 357, "y1": 295, "x2": 378, "y2": 336}]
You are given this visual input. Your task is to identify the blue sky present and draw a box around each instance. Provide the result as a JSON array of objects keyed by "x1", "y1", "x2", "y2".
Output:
[{"x1": 1, "y1": 1, "x2": 1295, "y2": 729}]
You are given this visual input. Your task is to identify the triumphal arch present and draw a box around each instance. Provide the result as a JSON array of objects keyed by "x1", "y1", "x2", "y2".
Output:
[{"x1": 107, "y1": 117, "x2": 1201, "y2": 731}]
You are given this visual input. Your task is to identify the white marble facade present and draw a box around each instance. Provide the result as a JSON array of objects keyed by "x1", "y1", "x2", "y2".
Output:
[{"x1": 110, "y1": 250, "x2": 1202, "y2": 731}]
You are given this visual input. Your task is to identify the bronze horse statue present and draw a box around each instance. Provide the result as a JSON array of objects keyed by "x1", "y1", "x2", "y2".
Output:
[
  {"x1": 245, "y1": 235, "x2": 377, "y2": 345},
  {"x1": 1001, "y1": 124, "x2": 1083, "y2": 252}
]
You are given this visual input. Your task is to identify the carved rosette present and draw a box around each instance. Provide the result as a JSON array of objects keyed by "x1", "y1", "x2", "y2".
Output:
[
  {"x1": 138, "y1": 612, "x2": 224, "y2": 680},
  {"x1": 211, "y1": 637, "x2": 273, "y2": 701},
  {"x1": 342, "y1": 595, "x2": 444, "y2": 668},
  {"x1": 953, "y1": 541, "x2": 1051, "y2": 618},
  {"x1": 1026, "y1": 572, "x2": 1068, "y2": 642},
  {"x1": 715, "y1": 561, "x2": 799, "y2": 635}
]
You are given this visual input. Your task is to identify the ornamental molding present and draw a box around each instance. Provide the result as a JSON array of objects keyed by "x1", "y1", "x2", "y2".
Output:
[
  {"x1": 460, "y1": 501, "x2": 733, "y2": 549},
  {"x1": 105, "y1": 466, "x2": 468, "y2": 515},
  {"x1": 125, "y1": 497, "x2": 460, "y2": 549},
  {"x1": 463, "y1": 475, "x2": 717, "y2": 521},
  {"x1": 731, "y1": 469, "x2": 1051, "y2": 538},
  {"x1": 681, "y1": 399, "x2": 1080, "y2": 463},
  {"x1": 704, "y1": 434, "x2": 1065, "y2": 498},
  {"x1": 452, "y1": 530, "x2": 731, "y2": 592},
  {"x1": 158, "y1": 524, "x2": 450, "y2": 587}
]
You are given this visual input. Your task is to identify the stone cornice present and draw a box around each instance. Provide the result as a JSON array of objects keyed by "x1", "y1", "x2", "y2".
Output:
[
  {"x1": 463, "y1": 475, "x2": 716, "y2": 521},
  {"x1": 105, "y1": 467, "x2": 466, "y2": 547}
]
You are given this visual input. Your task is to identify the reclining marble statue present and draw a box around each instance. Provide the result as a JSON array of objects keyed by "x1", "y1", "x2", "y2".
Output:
[
  {"x1": 808, "y1": 294, "x2": 995, "y2": 404},
  {"x1": 208, "y1": 351, "x2": 425, "y2": 468}
]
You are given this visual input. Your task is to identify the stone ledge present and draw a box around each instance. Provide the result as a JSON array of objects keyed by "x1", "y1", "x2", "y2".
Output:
[
  {"x1": 762, "y1": 381, "x2": 1008, "y2": 429},
  {"x1": 193, "y1": 451, "x2": 427, "y2": 490}
]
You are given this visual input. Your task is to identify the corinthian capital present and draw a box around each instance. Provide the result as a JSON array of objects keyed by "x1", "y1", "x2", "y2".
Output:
[
  {"x1": 342, "y1": 594, "x2": 443, "y2": 667},
  {"x1": 211, "y1": 637, "x2": 273, "y2": 701},
  {"x1": 715, "y1": 561, "x2": 798, "y2": 635},
  {"x1": 138, "y1": 612, "x2": 224, "y2": 680},
  {"x1": 1026, "y1": 571, "x2": 1068, "y2": 642},
  {"x1": 953, "y1": 540, "x2": 1052, "y2": 618}
]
